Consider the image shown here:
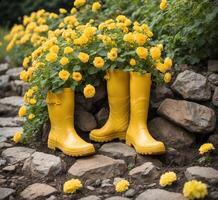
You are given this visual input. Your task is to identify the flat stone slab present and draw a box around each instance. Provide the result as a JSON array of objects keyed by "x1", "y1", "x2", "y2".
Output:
[
  {"x1": 99, "y1": 142, "x2": 137, "y2": 165},
  {"x1": 129, "y1": 162, "x2": 160, "y2": 182},
  {"x1": 68, "y1": 155, "x2": 127, "y2": 181},
  {"x1": 185, "y1": 166, "x2": 218, "y2": 183},
  {"x1": 0, "y1": 117, "x2": 24, "y2": 127},
  {"x1": 79, "y1": 196, "x2": 101, "y2": 200},
  {"x1": 23, "y1": 152, "x2": 62, "y2": 178},
  {"x1": 2, "y1": 147, "x2": 36, "y2": 164},
  {"x1": 136, "y1": 189, "x2": 187, "y2": 200},
  {"x1": 0, "y1": 187, "x2": 15, "y2": 200},
  {"x1": 0, "y1": 96, "x2": 23, "y2": 116},
  {"x1": 20, "y1": 183, "x2": 57, "y2": 200},
  {"x1": 6, "y1": 67, "x2": 23, "y2": 80},
  {"x1": 0, "y1": 127, "x2": 22, "y2": 142},
  {"x1": 105, "y1": 197, "x2": 130, "y2": 200},
  {"x1": 0, "y1": 63, "x2": 9, "y2": 75}
]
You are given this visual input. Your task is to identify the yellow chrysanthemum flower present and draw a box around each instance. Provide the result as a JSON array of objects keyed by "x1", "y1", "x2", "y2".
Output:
[
  {"x1": 83, "y1": 84, "x2": 96, "y2": 98},
  {"x1": 130, "y1": 58, "x2": 136, "y2": 66},
  {"x1": 59, "y1": 8, "x2": 67, "y2": 14},
  {"x1": 107, "y1": 48, "x2": 118, "y2": 61},
  {"x1": 63, "y1": 179, "x2": 82, "y2": 193},
  {"x1": 64, "y1": 47, "x2": 73, "y2": 54},
  {"x1": 164, "y1": 72, "x2": 172, "y2": 83},
  {"x1": 13, "y1": 131, "x2": 22, "y2": 143},
  {"x1": 136, "y1": 47, "x2": 148, "y2": 59},
  {"x1": 29, "y1": 98, "x2": 37, "y2": 105},
  {"x1": 23, "y1": 57, "x2": 30, "y2": 68},
  {"x1": 159, "y1": 171, "x2": 177, "y2": 187},
  {"x1": 46, "y1": 52, "x2": 58, "y2": 63},
  {"x1": 59, "y1": 70, "x2": 70, "y2": 81},
  {"x1": 115, "y1": 180, "x2": 130, "y2": 193},
  {"x1": 78, "y1": 52, "x2": 89, "y2": 63},
  {"x1": 164, "y1": 57, "x2": 173, "y2": 69},
  {"x1": 183, "y1": 180, "x2": 208, "y2": 200},
  {"x1": 160, "y1": 0, "x2": 168, "y2": 10},
  {"x1": 93, "y1": 57, "x2": 105, "y2": 68},
  {"x1": 150, "y1": 47, "x2": 161, "y2": 60},
  {"x1": 199, "y1": 143, "x2": 215, "y2": 155},
  {"x1": 18, "y1": 106, "x2": 27, "y2": 117},
  {"x1": 50, "y1": 45, "x2": 59, "y2": 54},
  {"x1": 92, "y1": 2, "x2": 102, "y2": 12},
  {"x1": 20, "y1": 71, "x2": 29, "y2": 82},
  {"x1": 72, "y1": 72, "x2": 82, "y2": 82},
  {"x1": 70, "y1": 8, "x2": 77, "y2": 14},
  {"x1": 60, "y1": 57, "x2": 69, "y2": 66},
  {"x1": 26, "y1": 89, "x2": 34, "y2": 97},
  {"x1": 28, "y1": 113, "x2": 35, "y2": 120},
  {"x1": 74, "y1": 0, "x2": 86, "y2": 8}
]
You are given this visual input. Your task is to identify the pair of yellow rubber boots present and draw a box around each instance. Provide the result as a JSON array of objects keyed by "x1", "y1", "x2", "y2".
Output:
[{"x1": 47, "y1": 71, "x2": 165, "y2": 157}]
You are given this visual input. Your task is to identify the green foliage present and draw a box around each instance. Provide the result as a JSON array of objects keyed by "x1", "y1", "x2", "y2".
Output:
[{"x1": 0, "y1": 27, "x2": 8, "y2": 62}]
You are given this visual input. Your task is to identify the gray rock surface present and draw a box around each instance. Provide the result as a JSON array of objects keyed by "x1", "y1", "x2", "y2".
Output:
[
  {"x1": 136, "y1": 189, "x2": 187, "y2": 200},
  {"x1": 99, "y1": 142, "x2": 137, "y2": 165},
  {"x1": 158, "y1": 99, "x2": 216, "y2": 133},
  {"x1": 212, "y1": 87, "x2": 218, "y2": 106},
  {"x1": 6, "y1": 67, "x2": 23, "y2": 80},
  {"x1": 68, "y1": 155, "x2": 127, "y2": 181},
  {"x1": 148, "y1": 117, "x2": 195, "y2": 148},
  {"x1": 95, "y1": 107, "x2": 109, "y2": 127},
  {"x1": 10, "y1": 80, "x2": 28, "y2": 96},
  {"x1": 23, "y1": 152, "x2": 62, "y2": 178},
  {"x1": 0, "y1": 117, "x2": 24, "y2": 127},
  {"x1": 20, "y1": 183, "x2": 57, "y2": 200},
  {"x1": 2, "y1": 147, "x2": 35, "y2": 164},
  {"x1": 79, "y1": 196, "x2": 101, "y2": 200},
  {"x1": 171, "y1": 70, "x2": 211, "y2": 100},
  {"x1": 0, "y1": 63, "x2": 9, "y2": 75},
  {"x1": 208, "y1": 73, "x2": 218, "y2": 86},
  {"x1": 0, "y1": 187, "x2": 15, "y2": 200},
  {"x1": 0, "y1": 127, "x2": 22, "y2": 142},
  {"x1": 105, "y1": 197, "x2": 130, "y2": 200}
]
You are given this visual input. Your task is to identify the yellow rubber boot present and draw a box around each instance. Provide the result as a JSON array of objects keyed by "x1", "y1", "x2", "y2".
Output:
[
  {"x1": 46, "y1": 88, "x2": 95, "y2": 157},
  {"x1": 90, "y1": 70, "x2": 130, "y2": 142},
  {"x1": 126, "y1": 72, "x2": 165, "y2": 155}
]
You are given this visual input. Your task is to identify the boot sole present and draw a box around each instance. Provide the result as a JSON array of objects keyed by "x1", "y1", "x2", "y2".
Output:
[
  {"x1": 126, "y1": 139, "x2": 165, "y2": 155},
  {"x1": 48, "y1": 139, "x2": 95, "y2": 157},
  {"x1": 90, "y1": 131, "x2": 126, "y2": 143}
]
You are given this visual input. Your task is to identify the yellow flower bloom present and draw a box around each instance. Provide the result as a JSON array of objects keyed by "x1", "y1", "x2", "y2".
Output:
[
  {"x1": 92, "y1": 2, "x2": 101, "y2": 12},
  {"x1": 115, "y1": 180, "x2": 130, "y2": 193},
  {"x1": 136, "y1": 47, "x2": 148, "y2": 59},
  {"x1": 20, "y1": 71, "x2": 29, "y2": 82},
  {"x1": 26, "y1": 89, "x2": 34, "y2": 97},
  {"x1": 164, "y1": 72, "x2": 172, "y2": 83},
  {"x1": 29, "y1": 98, "x2": 37, "y2": 105},
  {"x1": 63, "y1": 179, "x2": 82, "y2": 193},
  {"x1": 199, "y1": 143, "x2": 215, "y2": 155},
  {"x1": 107, "y1": 48, "x2": 118, "y2": 61},
  {"x1": 123, "y1": 33, "x2": 134, "y2": 43},
  {"x1": 150, "y1": 47, "x2": 161, "y2": 60},
  {"x1": 83, "y1": 84, "x2": 96, "y2": 98},
  {"x1": 156, "y1": 62, "x2": 167, "y2": 73},
  {"x1": 28, "y1": 113, "x2": 35, "y2": 120},
  {"x1": 32, "y1": 86, "x2": 38, "y2": 92},
  {"x1": 18, "y1": 106, "x2": 27, "y2": 117},
  {"x1": 160, "y1": 0, "x2": 168, "y2": 10},
  {"x1": 159, "y1": 172, "x2": 177, "y2": 187},
  {"x1": 46, "y1": 52, "x2": 58, "y2": 63},
  {"x1": 70, "y1": 8, "x2": 77, "y2": 14},
  {"x1": 164, "y1": 57, "x2": 173, "y2": 69},
  {"x1": 64, "y1": 47, "x2": 73, "y2": 54},
  {"x1": 74, "y1": 0, "x2": 86, "y2": 7},
  {"x1": 23, "y1": 57, "x2": 30, "y2": 69},
  {"x1": 72, "y1": 72, "x2": 82, "y2": 82},
  {"x1": 59, "y1": 70, "x2": 70, "y2": 81},
  {"x1": 50, "y1": 45, "x2": 59, "y2": 54},
  {"x1": 93, "y1": 57, "x2": 105, "y2": 68},
  {"x1": 60, "y1": 57, "x2": 69, "y2": 66},
  {"x1": 183, "y1": 180, "x2": 207, "y2": 200},
  {"x1": 59, "y1": 8, "x2": 67, "y2": 14},
  {"x1": 78, "y1": 52, "x2": 89, "y2": 63},
  {"x1": 134, "y1": 33, "x2": 147, "y2": 46},
  {"x1": 130, "y1": 58, "x2": 136, "y2": 66},
  {"x1": 13, "y1": 131, "x2": 22, "y2": 143}
]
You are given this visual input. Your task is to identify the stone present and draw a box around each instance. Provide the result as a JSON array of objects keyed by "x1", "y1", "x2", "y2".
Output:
[
  {"x1": 208, "y1": 134, "x2": 218, "y2": 150},
  {"x1": 136, "y1": 189, "x2": 187, "y2": 200},
  {"x1": 0, "y1": 75, "x2": 9, "y2": 89},
  {"x1": 99, "y1": 142, "x2": 137, "y2": 165},
  {"x1": 208, "y1": 60, "x2": 218, "y2": 72},
  {"x1": 2, "y1": 147, "x2": 35, "y2": 164},
  {"x1": 0, "y1": 127, "x2": 22, "y2": 140},
  {"x1": 75, "y1": 105, "x2": 97, "y2": 132},
  {"x1": 46, "y1": 195, "x2": 57, "y2": 200},
  {"x1": 105, "y1": 197, "x2": 130, "y2": 200},
  {"x1": 0, "y1": 187, "x2": 15, "y2": 200},
  {"x1": 75, "y1": 93, "x2": 93, "y2": 112},
  {"x1": 95, "y1": 107, "x2": 109, "y2": 127},
  {"x1": 0, "y1": 158, "x2": 6, "y2": 166},
  {"x1": 129, "y1": 162, "x2": 160, "y2": 182},
  {"x1": 10, "y1": 80, "x2": 28, "y2": 96},
  {"x1": 124, "y1": 189, "x2": 136, "y2": 197},
  {"x1": 0, "y1": 142, "x2": 12, "y2": 149},
  {"x1": 0, "y1": 117, "x2": 24, "y2": 127},
  {"x1": 212, "y1": 87, "x2": 218, "y2": 106},
  {"x1": 6, "y1": 67, "x2": 22, "y2": 80},
  {"x1": 20, "y1": 183, "x2": 57, "y2": 200},
  {"x1": 101, "y1": 179, "x2": 112, "y2": 187},
  {"x1": 0, "y1": 96, "x2": 23, "y2": 116},
  {"x1": 3, "y1": 165, "x2": 16, "y2": 172},
  {"x1": 185, "y1": 166, "x2": 218, "y2": 183},
  {"x1": 171, "y1": 70, "x2": 211, "y2": 100},
  {"x1": 79, "y1": 196, "x2": 101, "y2": 200},
  {"x1": 148, "y1": 117, "x2": 195, "y2": 148},
  {"x1": 68, "y1": 155, "x2": 127, "y2": 181},
  {"x1": 0, "y1": 63, "x2": 9, "y2": 75},
  {"x1": 208, "y1": 73, "x2": 218, "y2": 86},
  {"x1": 209, "y1": 191, "x2": 218, "y2": 200},
  {"x1": 92, "y1": 83, "x2": 107, "y2": 103},
  {"x1": 22, "y1": 152, "x2": 62, "y2": 178},
  {"x1": 158, "y1": 99, "x2": 216, "y2": 133}
]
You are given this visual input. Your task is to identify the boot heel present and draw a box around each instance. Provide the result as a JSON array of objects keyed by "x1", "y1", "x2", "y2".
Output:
[
  {"x1": 117, "y1": 132, "x2": 126, "y2": 141},
  {"x1": 48, "y1": 139, "x2": 56, "y2": 150}
]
